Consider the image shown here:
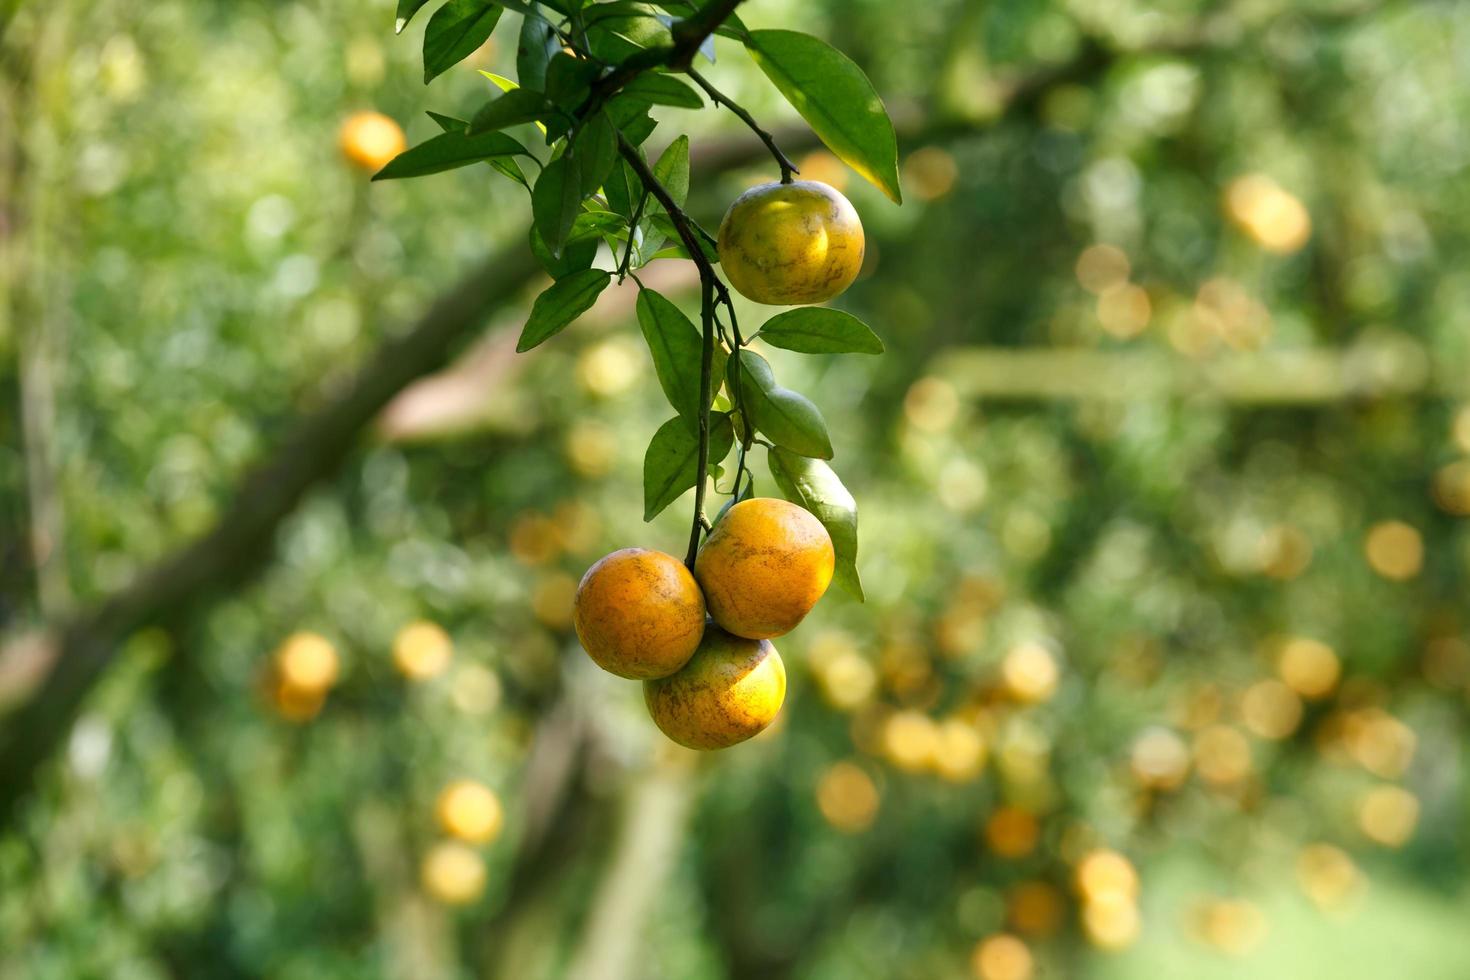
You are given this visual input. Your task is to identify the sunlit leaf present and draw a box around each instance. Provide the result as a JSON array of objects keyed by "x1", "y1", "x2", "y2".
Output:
[
  {"x1": 424, "y1": 0, "x2": 504, "y2": 84},
  {"x1": 755, "y1": 307, "x2": 884, "y2": 354},
  {"x1": 643, "y1": 413, "x2": 734, "y2": 521},
  {"x1": 517, "y1": 268, "x2": 610, "y2": 351},
  {"x1": 734, "y1": 350, "x2": 833, "y2": 459}
]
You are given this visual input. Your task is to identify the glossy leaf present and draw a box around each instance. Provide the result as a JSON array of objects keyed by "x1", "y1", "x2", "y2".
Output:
[
  {"x1": 395, "y1": 0, "x2": 435, "y2": 33},
  {"x1": 424, "y1": 0, "x2": 504, "y2": 84},
  {"x1": 468, "y1": 87, "x2": 549, "y2": 134},
  {"x1": 371, "y1": 130, "x2": 529, "y2": 181},
  {"x1": 517, "y1": 268, "x2": 610, "y2": 352},
  {"x1": 643, "y1": 413, "x2": 734, "y2": 521},
  {"x1": 574, "y1": 113, "x2": 619, "y2": 197},
  {"x1": 531, "y1": 154, "x2": 583, "y2": 255},
  {"x1": 425, "y1": 111, "x2": 530, "y2": 187},
  {"x1": 745, "y1": 29, "x2": 901, "y2": 203},
  {"x1": 640, "y1": 136, "x2": 689, "y2": 255},
  {"x1": 767, "y1": 446, "x2": 863, "y2": 600},
  {"x1": 515, "y1": 9, "x2": 559, "y2": 91},
  {"x1": 755, "y1": 307, "x2": 884, "y2": 354},
  {"x1": 530, "y1": 224, "x2": 597, "y2": 279},
  {"x1": 637, "y1": 288, "x2": 704, "y2": 419},
  {"x1": 620, "y1": 73, "x2": 703, "y2": 109},
  {"x1": 734, "y1": 350, "x2": 833, "y2": 459}
]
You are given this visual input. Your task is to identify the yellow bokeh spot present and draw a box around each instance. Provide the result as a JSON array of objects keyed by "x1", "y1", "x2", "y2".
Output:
[
  {"x1": 1454, "y1": 405, "x2": 1470, "y2": 454},
  {"x1": 449, "y1": 663, "x2": 502, "y2": 716},
  {"x1": 1076, "y1": 849, "x2": 1138, "y2": 903},
  {"x1": 393, "y1": 620, "x2": 453, "y2": 681},
  {"x1": 530, "y1": 572, "x2": 578, "y2": 631},
  {"x1": 881, "y1": 710, "x2": 940, "y2": 772},
  {"x1": 816, "y1": 761, "x2": 880, "y2": 833},
  {"x1": 1075, "y1": 244, "x2": 1130, "y2": 295},
  {"x1": 985, "y1": 806, "x2": 1041, "y2": 859},
  {"x1": 1432, "y1": 460, "x2": 1470, "y2": 515},
  {"x1": 1129, "y1": 727, "x2": 1190, "y2": 791},
  {"x1": 1296, "y1": 843, "x2": 1362, "y2": 910},
  {"x1": 1007, "y1": 880, "x2": 1065, "y2": 938},
  {"x1": 1364, "y1": 520, "x2": 1423, "y2": 580},
  {"x1": 904, "y1": 146, "x2": 959, "y2": 202},
  {"x1": 576, "y1": 337, "x2": 641, "y2": 397},
  {"x1": 1097, "y1": 283, "x2": 1152, "y2": 339},
  {"x1": 1225, "y1": 174, "x2": 1311, "y2": 254},
  {"x1": 971, "y1": 933, "x2": 1033, "y2": 980},
  {"x1": 1082, "y1": 892, "x2": 1141, "y2": 950},
  {"x1": 1193, "y1": 277, "x2": 1271, "y2": 350},
  {"x1": 420, "y1": 841, "x2": 487, "y2": 905},
  {"x1": 1002, "y1": 642, "x2": 1059, "y2": 704},
  {"x1": 339, "y1": 111, "x2": 406, "y2": 173},
  {"x1": 817, "y1": 651, "x2": 878, "y2": 712},
  {"x1": 904, "y1": 376, "x2": 961, "y2": 433},
  {"x1": 1357, "y1": 784, "x2": 1419, "y2": 847},
  {"x1": 275, "y1": 631, "x2": 339, "y2": 695},
  {"x1": 436, "y1": 779, "x2": 504, "y2": 844},
  {"x1": 1194, "y1": 725, "x2": 1251, "y2": 786},
  {"x1": 1344, "y1": 709, "x2": 1416, "y2": 779},
  {"x1": 796, "y1": 150, "x2": 849, "y2": 192},
  {"x1": 1241, "y1": 679, "x2": 1303, "y2": 740},
  {"x1": 1193, "y1": 898, "x2": 1268, "y2": 956},
  {"x1": 933, "y1": 718, "x2": 988, "y2": 782},
  {"x1": 1276, "y1": 637, "x2": 1341, "y2": 700},
  {"x1": 1257, "y1": 524, "x2": 1313, "y2": 580},
  {"x1": 564, "y1": 420, "x2": 616, "y2": 478},
  {"x1": 509, "y1": 512, "x2": 563, "y2": 566}
]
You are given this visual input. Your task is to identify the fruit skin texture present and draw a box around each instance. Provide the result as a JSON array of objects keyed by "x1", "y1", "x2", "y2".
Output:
[
  {"x1": 339, "y1": 111, "x2": 406, "y2": 172},
  {"x1": 717, "y1": 180, "x2": 864, "y2": 306},
  {"x1": 573, "y1": 548, "x2": 706, "y2": 680},
  {"x1": 644, "y1": 625, "x2": 786, "y2": 750},
  {"x1": 695, "y1": 498, "x2": 835, "y2": 640}
]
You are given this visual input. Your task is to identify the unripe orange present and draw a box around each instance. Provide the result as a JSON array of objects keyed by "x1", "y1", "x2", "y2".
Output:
[
  {"x1": 644, "y1": 625, "x2": 786, "y2": 749},
  {"x1": 573, "y1": 548, "x2": 706, "y2": 679},
  {"x1": 694, "y1": 498, "x2": 834, "y2": 639},
  {"x1": 717, "y1": 180, "x2": 864, "y2": 305}
]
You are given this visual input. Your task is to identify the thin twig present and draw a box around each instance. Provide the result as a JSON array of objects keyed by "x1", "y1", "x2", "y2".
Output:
[{"x1": 687, "y1": 67, "x2": 798, "y2": 183}]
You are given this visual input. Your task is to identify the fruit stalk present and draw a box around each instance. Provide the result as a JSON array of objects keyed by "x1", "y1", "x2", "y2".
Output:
[{"x1": 686, "y1": 67, "x2": 798, "y2": 184}]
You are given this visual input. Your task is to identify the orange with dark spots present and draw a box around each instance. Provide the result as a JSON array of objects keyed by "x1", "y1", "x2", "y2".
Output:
[
  {"x1": 644, "y1": 625, "x2": 786, "y2": 749},
  {"x1": 694, "y1": 498, "x2": 834, "y2": 640},
  {"x1": 573, "y1": 548, "x2": 705, "y2": 679},
  {"x1": 717, "y1": 180, "x2": 865, "y2": 306}
]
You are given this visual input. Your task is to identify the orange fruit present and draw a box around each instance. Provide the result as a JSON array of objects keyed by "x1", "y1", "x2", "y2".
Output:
[
  {"x1": 694, "y1": 498, "x2": 834, "y2": 639},
  {"x1": 339, "y1": 110, "x2": 406, "y2": 173},
  {"x1": 644, "y1": 624, "x2": 786, "y2": 749},
  {"x1": 573, "y1": 548, "x2": 706, "y2": 679},
  {"x1": 716, "y1": 180, "x2": 865, "y2": 305}
]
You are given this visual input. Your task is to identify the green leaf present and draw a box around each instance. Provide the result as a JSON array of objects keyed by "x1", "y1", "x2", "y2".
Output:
[
  {"x1": 643, "y1": 413, "x2": 734, "y2": 521},
  {"x1": 530, "y1": 224, "x2": 597, "y2": 279},
  {"x1": 734, "y1": 350, "x2": 833, "y2": 459},
  {"x1": 767, "y1": 447, "x2": 863, "y2": 600},
  {"x1": 396, "y1": 0, "x2": 436, "y2": 34},
  {"x1": 640, "y1": 135, "x2": 689, "y2": 255},
  {"x1": 607, "y1": 95, "x2": 658, "y2": 146},
  {"x1": 532, "y1": 153, "x2": 584, "y2": 254},
  {"x1": 372, "y1": 130, "x2": 529, "y2": 181},
  {"x1": 424, "y1": 0, "x2": 504, "y2": 84},
  {"x1": 745, "y1": 29, "x2": 902, "y2": 203},
  {"x1": 651, "y1": 134, "x2": 690, "y2": 208},
  {"x1": 637, "y1": 289, "x2": 704, "y2": 419},
  {"x1": 517, "y1": 268, "x2": 611, "y2": 352},
  {"x1": 468, "y1": 87, "x2": 549, "y2": 134},
  {"x1": 620, "y1": 73, "x2": 703, "y2": 109},
  {"x1": 515, "y1": 8, "x2": 559, "y2": 91},
  {"x1": 603, "y1": 158, "x2": 642, "y2": 218},
  {"x1": 424, "y1": 112, "x2": 531, "y2": 188},
  {"x1": 756, "y1": 308, "x2": 884, "y2": 354},
  {"x1": 575, "y1": 113, "x2": 619, "y2": 197},
  {"x1": 544, "y1": 52, "x2": 601, "y2": 111},
  {"x1": 651, "y1": 1, "x2": 747, "y2": 39}
]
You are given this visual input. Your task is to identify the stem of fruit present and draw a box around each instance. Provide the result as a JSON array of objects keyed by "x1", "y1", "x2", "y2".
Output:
[
  {"x1": 615, "y1": 132, "x2": 725, "y2": 569},
  {"x1": 686, "y1": 67, "x2": 798, "y2": 184}
]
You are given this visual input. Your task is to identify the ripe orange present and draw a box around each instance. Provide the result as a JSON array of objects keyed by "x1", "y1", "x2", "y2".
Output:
[
  {"x1": 694, "y1": 498, "x2": 834, "y2": 639},
  {"x1": 643, "y1": 625, "x2": 786, "y2": 749},
  {"x1": 573, "y1": 548, "x2": 706, "y2": 679},
  {"x1": 716, "y1": 180, "x2": 864, "y2": 305}
]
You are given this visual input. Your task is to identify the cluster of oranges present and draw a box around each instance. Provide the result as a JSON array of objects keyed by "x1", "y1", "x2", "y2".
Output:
[{"x1": 573, "y1": 498, "x2": 835, "y2": 749}]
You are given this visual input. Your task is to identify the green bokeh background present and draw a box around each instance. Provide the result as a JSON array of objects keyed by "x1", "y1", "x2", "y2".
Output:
[{"x1": 3, "y1": 0, "x2": 1470, "y2": 977}]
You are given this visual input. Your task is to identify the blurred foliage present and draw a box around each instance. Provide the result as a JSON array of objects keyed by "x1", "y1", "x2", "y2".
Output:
[{"x1": 4, "y1": 0, "x2": 1470, "y2": 978}]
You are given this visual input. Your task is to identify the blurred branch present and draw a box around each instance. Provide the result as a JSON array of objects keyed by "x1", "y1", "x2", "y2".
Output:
[
  {"x1": 563, "y1": 752, "x2": 697, "y2": 980},
  {"x1": 0, "y1": 243, "x2": 538, "y2": 824}
]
